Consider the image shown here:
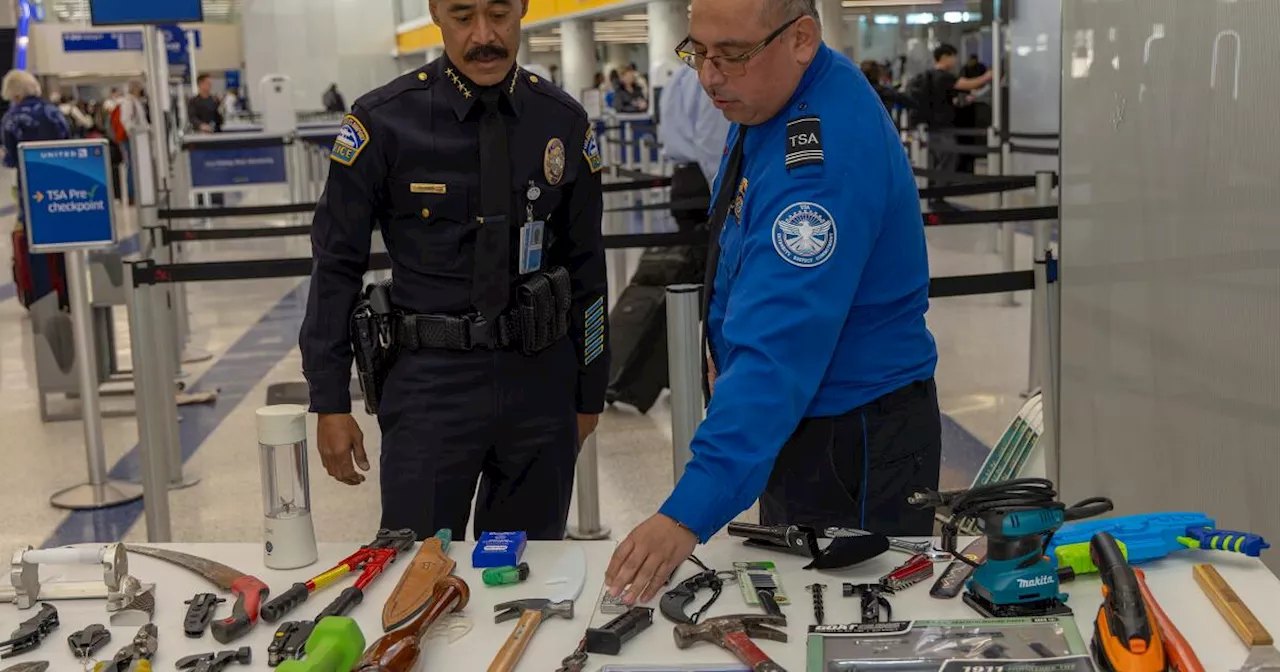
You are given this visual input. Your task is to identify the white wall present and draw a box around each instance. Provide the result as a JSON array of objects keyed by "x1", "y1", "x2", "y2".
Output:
[
  {"x1": 243, "y1": 0, "x2": 398, "y2": 114},
  {"x1": 30, "y1": 22, "x2": 243, "y2": 78},
  {"x1": 1008, "y1": 0, "x2": 1060, "y2": 174}
]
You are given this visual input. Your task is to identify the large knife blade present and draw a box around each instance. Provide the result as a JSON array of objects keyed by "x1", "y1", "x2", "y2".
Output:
[
  {"x1": 125, "y1": 545, "x2": 268, "y2": 643},
  {"x1": 546, "y1": 545, "x2": 587, "y2": 605}
]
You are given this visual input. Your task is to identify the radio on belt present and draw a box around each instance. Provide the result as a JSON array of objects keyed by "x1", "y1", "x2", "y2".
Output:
[{"x1": 472, "y1": 532, "x2": 527, "y2": 568}]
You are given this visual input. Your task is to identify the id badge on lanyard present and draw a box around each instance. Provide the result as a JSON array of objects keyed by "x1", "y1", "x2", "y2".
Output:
[{"x1": 519, "y1": 182, "x2": 544, "y2": 274}]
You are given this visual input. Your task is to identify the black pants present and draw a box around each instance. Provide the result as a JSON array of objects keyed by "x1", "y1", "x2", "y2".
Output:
[
  {"x1": 377, "y1": 337, "x2": 579, "y2": 541},
  {"x1": 760, "y1": 379, "x2": 942, "y2": 536},
  {"x1": 669, "y1": 163, "x2": 710, "y2": 232}
]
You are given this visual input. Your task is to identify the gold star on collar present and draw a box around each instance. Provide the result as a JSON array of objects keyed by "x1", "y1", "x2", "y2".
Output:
[{"x1": 445, "y1": 67, "x2": 472, "y2": 99}]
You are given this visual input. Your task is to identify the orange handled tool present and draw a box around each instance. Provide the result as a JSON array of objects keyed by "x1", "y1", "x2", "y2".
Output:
[
  {"x1": 1134, "y1": 568, "x2": 1204, "y2": 672},
  {"x1": 1090, "y1": 532, "x2": 1167, "y2": 672}
]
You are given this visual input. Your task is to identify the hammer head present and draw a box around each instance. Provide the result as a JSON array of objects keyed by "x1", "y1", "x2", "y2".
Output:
[
  {"x1": 672, "y1": 613, "x2": 788, "y2": 649},
  {"x1": 493, "y1": 598, "x2": 575, "y2": 624}
]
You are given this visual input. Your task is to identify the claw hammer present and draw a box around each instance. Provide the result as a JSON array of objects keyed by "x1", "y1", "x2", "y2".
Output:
[
  {"x1": 673, "y1": 613, "x2": 789, "y2": 672},
  {"x1": 486, "y1": 598, "x2": 574, "y2": 672}
]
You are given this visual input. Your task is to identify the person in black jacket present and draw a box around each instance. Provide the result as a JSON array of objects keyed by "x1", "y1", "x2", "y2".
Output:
[
  {"x1": 187, "y1": 74, "x2": 223, "y2": 132},
  {"x1": 613, "y1": 68, "x2": 648, "y2": 113}
]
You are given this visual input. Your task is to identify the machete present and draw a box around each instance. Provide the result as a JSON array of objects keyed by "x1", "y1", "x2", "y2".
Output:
[{"x1": 125, "y1": 545, "x2": 268, "y2": 643}]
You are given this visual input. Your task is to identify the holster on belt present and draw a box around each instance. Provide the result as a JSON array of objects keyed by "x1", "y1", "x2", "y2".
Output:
[{"x1": 350, "y1": 281, "x2": 398, "y2": 415}]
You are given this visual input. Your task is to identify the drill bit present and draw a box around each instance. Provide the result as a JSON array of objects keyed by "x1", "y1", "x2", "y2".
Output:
[{"x1": 807, "y1": 583, "x2": 827, "y2": 625}]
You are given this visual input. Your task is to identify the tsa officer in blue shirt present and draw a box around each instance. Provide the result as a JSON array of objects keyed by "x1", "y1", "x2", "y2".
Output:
[{"x1": 606, "y1": 0, "x2": 941, "y2": 604}]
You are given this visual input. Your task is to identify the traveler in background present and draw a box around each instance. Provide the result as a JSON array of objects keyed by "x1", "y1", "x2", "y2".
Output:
[
  {"x1": 51, "y1": 92, "x2": 93, "y2": 137},
  {"x1": 549, "y1": 64, "x2": 561, "y2": 86},
  {"x1": 322, "y1": 83, "x2": 346, "y2": 113},
  {"x1": 961, "y1": 54, "x2": 988, "y2": 79},
  {"x1": 613, "y1": 67, "x2": 648, "y2": 113},
  {"x1": 221, "y1": 88, "x2": 240, "y2": 121},
  {"x1": 908, "y1": 44, "x2": 992, "y2": 183},
  {"x1": 859, "y1": 60, "x2": 914, "y2": 116},
  {"x1": 115, "y1": 80, "x2": 148, "y2": 204},
  {"x1": 0, "y1": 69, "x2": 71, "y2": 311},
  {"x1": 658, "y1": 63, "x2": 730, "y2": 231},
  {"x1": 188, "y1": 74, "x2": 223, "y2": 132}
]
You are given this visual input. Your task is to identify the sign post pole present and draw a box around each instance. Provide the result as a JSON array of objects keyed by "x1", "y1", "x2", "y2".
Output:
[{"x1": 20, "y1": 138, "x2": 143, "y2": 510}]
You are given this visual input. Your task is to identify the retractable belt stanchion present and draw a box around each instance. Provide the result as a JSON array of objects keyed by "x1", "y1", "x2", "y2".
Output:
[
  {"x1": 666, "y1": 284, "x2": 702, "y2": 483},
  {"x1": 126, "y1": 264, "x2": 173, "y2": 541},
  {"x1": 914, "y1": 124, "x2": 928, "y2": 212},
  {"x1": 989, "y1": 126, "x2": 1016, "y2": 306},
  {"x1": 1031, "y1": 172, "x2": 1059, "y2": 484},
  {"x1": 566, "y1": 434, "x2": 610, "y2": 540},
  {"x1": 1026, "y1": 172, "x2": 1054, "y2": 396},
  {"x1": 18, "y1": 137, "x2": 144, "y2": 511}
]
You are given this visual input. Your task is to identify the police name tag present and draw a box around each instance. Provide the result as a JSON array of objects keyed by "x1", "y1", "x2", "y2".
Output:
[{"x1": 519, "y1": 220, "x2": 545, "y2": 274}]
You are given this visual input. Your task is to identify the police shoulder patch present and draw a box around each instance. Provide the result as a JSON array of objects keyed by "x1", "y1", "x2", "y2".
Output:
[
  {"x1": 583, "y1": 126, "x2": 603, "y2": 174},
  {"x1": 772, "y1": 202, "x2": 836, "y2": 268},
  {"x1": 785, "y1": 116, "x2": 823, "y2": 170},
  {"x1": 330, "y1": 114, "x2": 369, "y2": 166}
]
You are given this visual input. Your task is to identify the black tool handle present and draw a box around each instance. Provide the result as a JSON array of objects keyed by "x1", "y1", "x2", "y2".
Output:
[
  {"x1": 584, "y1": 607, "x2": 653, "y2": 655},
  {"x1": 727, "y1": 523, "x2": 789, "y2": 544},
  {"x1": 1090, "y1": 531, "x2": 1151, "y2": 643},
  {"x1": 757, "y1": 588, "x2": 782, "y2": 618},
  {"x1": 260, "y1": 583, "x2": 309, "y2": 623},
  {"x1": 317, "y1": 587, "x2": 364, "y2": 619},
  {"x1": 184, "y1": 593, "x2": 225, "y2": 638}
]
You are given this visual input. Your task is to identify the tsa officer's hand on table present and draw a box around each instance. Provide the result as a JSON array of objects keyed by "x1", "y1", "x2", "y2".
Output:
[
  {"x1": 606, "y1": 513, "x2": 698, "y2": 604},
  {"x1": 316, "y1": 413, "x2": 370, "y2": 485}
]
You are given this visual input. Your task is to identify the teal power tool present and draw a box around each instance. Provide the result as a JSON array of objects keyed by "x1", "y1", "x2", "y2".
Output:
[{"x1": 909, "y1": 478, "x2": 1114, "y2": 619}]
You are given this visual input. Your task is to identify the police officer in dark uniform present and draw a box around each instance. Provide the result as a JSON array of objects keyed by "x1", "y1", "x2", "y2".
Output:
[{"x1": 299, "y1": 0, "x2": 609, "y2": 541}]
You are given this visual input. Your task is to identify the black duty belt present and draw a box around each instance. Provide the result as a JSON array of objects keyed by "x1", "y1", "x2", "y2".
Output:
[
  {"x1": 396, "y1": 266, "x2": 572, "y2": 355},
  {"x1": 397, "y1": 313, "x2": 518, "y2": 351}
]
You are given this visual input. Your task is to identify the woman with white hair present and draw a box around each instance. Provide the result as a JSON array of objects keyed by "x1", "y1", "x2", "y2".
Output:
[{"x1": 0, "y1": 69, "x2": 71, "y2": 310}]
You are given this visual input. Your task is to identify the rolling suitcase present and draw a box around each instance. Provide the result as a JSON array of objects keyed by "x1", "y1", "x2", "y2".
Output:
[
  {"x1": 604, "y1": 245, "x2": 706, "y2": 413},
  {"x1": 604, "y1": 285, "x2": 669, "y2": 413}
]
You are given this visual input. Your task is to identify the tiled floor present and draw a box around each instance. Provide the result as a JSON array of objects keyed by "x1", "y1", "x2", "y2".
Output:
[{"x1": 0, "y1": 170, "x2": 1042, "y2": 562}]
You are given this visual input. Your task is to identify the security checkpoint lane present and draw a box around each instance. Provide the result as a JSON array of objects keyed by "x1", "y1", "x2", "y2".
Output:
[{"x1": 1, "y1": 540, "x2": 1277, "y2": 670}]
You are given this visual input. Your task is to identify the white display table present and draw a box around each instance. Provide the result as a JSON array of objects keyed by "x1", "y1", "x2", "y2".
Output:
[{"x1": 4, "y1": 539, "x2": 1279, "y2": 670}]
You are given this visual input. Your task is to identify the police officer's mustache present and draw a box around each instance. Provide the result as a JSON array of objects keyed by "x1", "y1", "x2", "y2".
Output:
[{"x1": 465, "y1": 44, "x2": 509, "y2": 62}]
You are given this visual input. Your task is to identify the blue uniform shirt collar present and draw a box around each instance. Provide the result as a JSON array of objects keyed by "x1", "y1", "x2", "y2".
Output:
[
  {"x1": 783, "y1": 43, "x2": 831, "y2": 117},
  {"x1": 434, "y1": 56, "x2": 523, "y2": 121}
]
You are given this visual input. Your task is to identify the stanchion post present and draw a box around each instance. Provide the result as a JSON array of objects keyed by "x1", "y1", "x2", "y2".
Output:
[
  {"x1": 49, "y1": 251, "x2": 145, "y2": 510},
  {"x1": 1026, "y1": 171, "x2": 1054, "y2": 396},
  {"x1": 566, "y1": 434, "x2": 610, "y2": 540},
  {"x1": 914, "y1": 124, "x2": 928, "y2": 211},
  {"x1": 988, "y1": 126, "x2": 1016, "y2": 306},
  {"x1": 126, "y1": 268, "x2": 173, "y2": 541},
  {"x1": 666, "y1": 284, "x2": 703, "y2": 484}
]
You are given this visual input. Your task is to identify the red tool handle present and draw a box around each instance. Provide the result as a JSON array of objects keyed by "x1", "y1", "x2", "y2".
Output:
[
  {"x1": 211, "y1": 575, "x2": 269, "y2": 644},
  {"x1": 722, "y1": 631, "x2": 787, "y2": 672}
]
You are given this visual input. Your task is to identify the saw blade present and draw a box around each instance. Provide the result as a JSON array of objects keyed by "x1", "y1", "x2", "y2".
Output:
[{"x1": 125, "y1": 545, "x2": 248, "y2": 591}]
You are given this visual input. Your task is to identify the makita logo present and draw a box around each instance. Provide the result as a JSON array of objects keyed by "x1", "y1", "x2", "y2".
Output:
[{"x1": 1017, "y1": 575, "x2": 1054, "y2": 589}]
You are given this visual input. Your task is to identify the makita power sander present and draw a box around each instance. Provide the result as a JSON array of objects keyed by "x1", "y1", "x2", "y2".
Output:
[{"x1": 909, "y1": 478, "x2": 1113, "y2": 618}]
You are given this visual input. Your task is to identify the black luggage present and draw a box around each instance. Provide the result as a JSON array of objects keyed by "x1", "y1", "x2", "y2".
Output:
[{"x1": 604, "y1": 245, "x2": 706, "y2": 413}]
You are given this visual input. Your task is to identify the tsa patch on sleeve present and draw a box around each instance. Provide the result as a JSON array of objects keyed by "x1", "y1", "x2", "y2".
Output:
[
  {"x1": 583, "y1": 127, "x2": 603, "y2": 174},
  {"x1": 330, "y1": 114, "x2": 369, "y2": 166},
  {"x1": 772, "y1": 202, "x2": 836, "y2": 268},
  {"x1": 785, "y1": 116, "x2": 823, "y2": 170}
]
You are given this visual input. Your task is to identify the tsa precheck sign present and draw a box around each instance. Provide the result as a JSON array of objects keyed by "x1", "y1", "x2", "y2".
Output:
[{"x1": 18, "y1": 138, "x2": 117, "y2": 252}]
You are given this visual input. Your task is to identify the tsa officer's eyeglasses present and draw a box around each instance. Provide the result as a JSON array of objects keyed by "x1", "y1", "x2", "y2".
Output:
[{"x1": 674, "y1": 15, "x2": 802, "y2": 77}]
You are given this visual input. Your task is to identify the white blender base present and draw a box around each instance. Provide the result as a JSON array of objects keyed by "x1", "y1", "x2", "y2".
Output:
[{"x1": 264, "y1": 511, "x2": 318, "y2": 570}]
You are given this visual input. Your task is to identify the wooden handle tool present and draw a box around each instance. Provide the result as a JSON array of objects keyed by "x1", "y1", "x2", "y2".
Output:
[
  {"x1": 1193, "y1": 564, "x2": 1273, "y2": 646},
  {"x1": 486, "y1": 609, "x2": 545, "y2": 672}
]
